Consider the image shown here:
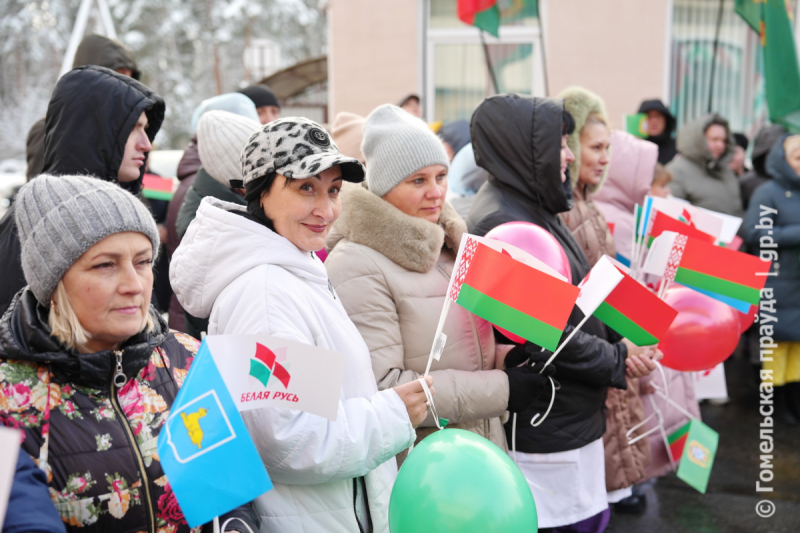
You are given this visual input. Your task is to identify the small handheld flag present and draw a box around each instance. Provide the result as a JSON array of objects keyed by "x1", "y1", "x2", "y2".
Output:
[
  {"x1": 668, "y1": 419, "x2": 719, "y2": 494},
  {"x1": 647, "y1": 210, "x2": 717, "y2": 247},
  {"x1": 576, "y1": 256, "x2": 678, "y2": 346},
  {"x1": 644, "y1": 232, "x2": 771, "y2": 308},
  {"x1": 448, "y1": 235, "x2": 579, "y2": 351},
  {"x1": 142, "y1": 173, "x2": 175, "y2": 201},
  {"x1": 158, "y1": 340, "x2": 272, "y2": 528},
  {"x1": 158, "y1": 335, "x2": 347, "y2": 527},
  {"x1": 625, "y1": 113, "x2": 648, "y2": 138}
]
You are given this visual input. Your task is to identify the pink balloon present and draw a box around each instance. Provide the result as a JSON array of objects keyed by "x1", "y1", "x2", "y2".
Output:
[
  {"x1": 485, "y1": 222, "x2": 573, "y2": 343},
  {"x1": 485, "y1": 222, "x2": 572, "y2": 283},
  {"x1": 659, "y1": 286, "x2": 741, "y2": 372}
]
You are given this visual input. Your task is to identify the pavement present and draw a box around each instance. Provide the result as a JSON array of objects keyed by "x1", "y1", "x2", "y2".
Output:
[{"x1": 611, "y1": 352, "x2": 800, "y2": 533}]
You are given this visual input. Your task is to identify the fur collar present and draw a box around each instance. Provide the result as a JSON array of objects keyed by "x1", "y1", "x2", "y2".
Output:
[{"x1": 328, "y1": 183, "x2": 466, "y2": 273}]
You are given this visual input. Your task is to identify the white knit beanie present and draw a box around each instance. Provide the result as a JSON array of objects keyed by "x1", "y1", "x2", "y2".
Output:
[
  {"x1": 362, "y1": 104, "x2": 450, "y2": 197},
  {"x1": 15, "y1": 174, "x2": 159, "y2": 305},
  {"x1": 198, "y1": 110, "x2": 261, "y2": 187}
]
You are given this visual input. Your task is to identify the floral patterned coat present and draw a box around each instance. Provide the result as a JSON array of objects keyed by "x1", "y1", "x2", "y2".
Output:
[{"x1": 0, "y1": 289, "x2": 254, "y2": 533}]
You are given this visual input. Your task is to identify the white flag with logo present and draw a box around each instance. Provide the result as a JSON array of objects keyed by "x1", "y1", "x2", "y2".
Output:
[{"x1": 205, "y1": 335, "x2": 346, "y2": 421}]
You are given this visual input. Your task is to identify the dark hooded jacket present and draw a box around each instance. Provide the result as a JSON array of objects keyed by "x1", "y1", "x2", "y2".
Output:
[
  {"x1": 744, "y1": 136, "x2": 800, "y2": 340},
  {"x1": 466, "y1": 94, "x2": 628, "y2": 454},
  {"x1": 0, "y1": 290, "x2": 258, "y2": 533},
  {"x1": 0, "y1": 66, "x2": 165, "y2": 316},
  {"x1": 638, "y1": 99, "x2": 677, "y2": 165},
  {"x1": 740, "y1": 124, "x2": 787, "y2": 210},
  {"x1": 25, "y1": 35, "x2": 140, "y2": 181}
]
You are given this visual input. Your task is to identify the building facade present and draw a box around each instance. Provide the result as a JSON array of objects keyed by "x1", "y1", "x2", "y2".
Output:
[{"x1": 329, "y1": 0, "x2": 800, "y2": 137}]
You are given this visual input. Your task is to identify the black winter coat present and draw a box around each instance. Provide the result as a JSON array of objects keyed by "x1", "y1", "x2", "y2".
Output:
[
  {"x1": 0, "y1": 290, "x2": 258, "y2": 533},
  {"x1": 638, "y1": 99, "x2": 677, "y2": 165},
  {"x1": 740, "y1": 125, "x2": 787, "y2": 211},
  {"x1": 0, "y1": 66, "x2": 165, "y2": 316},
  {"x1": 466, "y1": 94, "x2": 628, "y2": 454},
  {"x1": 744, "y1": 136, "x2": 800, "y2": 341}
]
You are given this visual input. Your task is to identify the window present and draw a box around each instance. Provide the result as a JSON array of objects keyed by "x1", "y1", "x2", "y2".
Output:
[
  {"x1": 669, "y1": 0, "x2": 766, "y2": 136},
  {"x1": 424, "y1": 0, "x2": 546, "y2": 123}
]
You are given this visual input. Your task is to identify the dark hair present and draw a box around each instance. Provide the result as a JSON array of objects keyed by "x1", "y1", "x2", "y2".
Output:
[
  {"x1": 242, "y1": 172, "x2": 295, "y2": 231},
  {"x1": 733, "y1": 132, "x2": 749, "y2": 150},
  {"x1": 562, "y1": 110, "x2": 576, "y2": 136},
  {"x1": 704, "y1": 116, "x2": 728, "y2": 134}
]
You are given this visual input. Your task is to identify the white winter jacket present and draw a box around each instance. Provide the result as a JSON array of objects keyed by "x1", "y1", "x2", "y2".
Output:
[{"x1": 170, "y1": 197, "x2": 416, "y2": 533}]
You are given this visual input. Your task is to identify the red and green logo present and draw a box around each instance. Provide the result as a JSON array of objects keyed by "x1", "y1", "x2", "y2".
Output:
[{"x1": 249, "y1": 343, "x2": 291, "y2": 388}]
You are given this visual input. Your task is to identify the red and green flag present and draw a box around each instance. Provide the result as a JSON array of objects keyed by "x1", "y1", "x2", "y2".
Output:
[
  {"x1": 644, "y1": 232, "x2": 772, "y2": 306},
  {"x1": 576, "y1": 256, "x2": 678, "y2": 346},
  {"x1": 457, "y1": 0, "x2": 539, "y2": 37},
  {"x1": 668, "y1": 419, "x2": 719, "y2": 493},
  {"x1": 647, "y1": 210, "x2": 716, "y2": 248},
  {"x1": 449, "y1": 235, "x2": 579, "y2": 351},
  {"x1": 142, "y1": 173, "x2": 175, "y2": 201}
]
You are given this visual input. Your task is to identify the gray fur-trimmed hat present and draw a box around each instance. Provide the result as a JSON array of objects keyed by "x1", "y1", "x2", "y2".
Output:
[
  {"x1": 238, "y1": 117, "x2": 364, "y2": 188},
  {"x1": 15, "y1": 174, "x2": 159, "y2": 305},
  {"x1": 362, "y1": 104, "x2": 450, "y2": 197}
]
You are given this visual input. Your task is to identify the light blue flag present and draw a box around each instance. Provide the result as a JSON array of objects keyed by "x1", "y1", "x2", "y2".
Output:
[
  {"x1": 158, "y1": 340, "x2": 273, "y2": 527},
  {"x1": 639, "y1": 196, "x2": 654, "y2": 237},
  {"x1": 676, "y1": 283, "x2": 752, "y2": 313}
]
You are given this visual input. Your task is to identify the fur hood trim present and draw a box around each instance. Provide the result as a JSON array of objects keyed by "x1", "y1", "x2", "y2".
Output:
[
  {"x1": 327, "y1": 183, "x2": 466, "y2": 273},
  {"x1": 558, "y1": 86, "x2": 611, "y2": 196}
]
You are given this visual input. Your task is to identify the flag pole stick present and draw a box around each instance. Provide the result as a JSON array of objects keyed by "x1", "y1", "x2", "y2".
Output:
[
  {"x1": 539, "y1": 314, "x2": 590, "y2": 372},
  {"x1": 424, "y1": 299, "x2": 452, "y2": 376}
]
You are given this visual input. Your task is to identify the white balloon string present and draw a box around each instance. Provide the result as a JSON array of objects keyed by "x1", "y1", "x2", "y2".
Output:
[
  {"x1": 418, "y1": 377, "x2": 443, "y2": 430},
  {"x1": 530, "y1": 376, "x2": 557, "y2": 427}
]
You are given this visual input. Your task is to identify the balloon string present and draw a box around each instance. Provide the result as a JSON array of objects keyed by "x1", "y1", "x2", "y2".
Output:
[
  {"x1": 418, "y1": 377, "x2": 443, "y2": 431},
  {"x1": 530, "y1": 377, "x2": 557, "y2": 427}
]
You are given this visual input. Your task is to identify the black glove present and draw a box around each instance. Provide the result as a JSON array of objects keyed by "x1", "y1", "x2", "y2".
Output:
[
  {"x1": 504, "y1": 344, "x2": 531, "y2": 368},
  {"x1": 503, "y1": 363, "x2": 556, "y2": 413}
]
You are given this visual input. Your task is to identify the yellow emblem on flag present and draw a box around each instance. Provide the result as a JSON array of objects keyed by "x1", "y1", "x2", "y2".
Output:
[
  {"x1": 687, "y1": 440, "x2": 711, "y2": 468},
  {"x1": 181, "y1": 408, "x2": 209, "y2": 450}
]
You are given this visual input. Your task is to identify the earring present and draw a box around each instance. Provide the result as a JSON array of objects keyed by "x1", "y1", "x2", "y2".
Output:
[{"x1": 50, "y1": 300, "x2": 59, "y2": 314}]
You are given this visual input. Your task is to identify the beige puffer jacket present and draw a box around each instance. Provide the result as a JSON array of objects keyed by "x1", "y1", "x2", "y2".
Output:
[{"x1": 326, "y1": 184, "x2": 509, "y2": 452}]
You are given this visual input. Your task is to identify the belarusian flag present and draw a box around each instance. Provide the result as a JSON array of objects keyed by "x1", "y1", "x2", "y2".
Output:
[
  {"x1": 449, "y1": 234, "x2": 579, "y2": 351},
  {"x1": 644, "y1": 231, "x2": 771, "y2": 306},
  {"x1": 647, "y1": 210, "x2": 717, "y2": 247},
  {"x1": 640, "y1": 196, "x2": 724, "y2": 241},
  {"x1": 457, "y1": 0, "x2": 539, "y2": 37},
  {"x1": 457, "y1": 0, "x2": 501, "y2": 36},
  {"x1": 668, "y1": 419, "x2": 719, "y2": 493},
  {"x1": 142, "y1": 173, "x2": 174, "y2": 201},
  {"x1": 576, "y1": 256, "x2": 678, "y2": 346}
]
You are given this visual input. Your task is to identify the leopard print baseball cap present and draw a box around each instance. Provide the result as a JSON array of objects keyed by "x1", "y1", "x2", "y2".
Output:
[{"x1": 237, "y1": 117, "x2": 365, "y2": 188}]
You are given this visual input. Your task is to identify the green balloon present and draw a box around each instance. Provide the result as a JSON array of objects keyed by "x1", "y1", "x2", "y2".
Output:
[{"x1": 389, "y1": 428, "x2": 538, "y2": 532}]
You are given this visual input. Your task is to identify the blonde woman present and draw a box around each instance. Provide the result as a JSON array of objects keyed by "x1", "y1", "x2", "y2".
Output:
[{"x1": 0, "y1": 175, "x2": 256, "y2": 532}]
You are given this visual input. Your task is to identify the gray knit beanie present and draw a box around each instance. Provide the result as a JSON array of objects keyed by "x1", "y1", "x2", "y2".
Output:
[
  {"x1": 362, "y1": 104, "x2": 450, "y2": 197},
  {"x1": 15, "y1": 174, "x2": 160, "y2": 305},
  {"x1": 198, "y1": 110, "x2": 261, "y2": 187}
]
